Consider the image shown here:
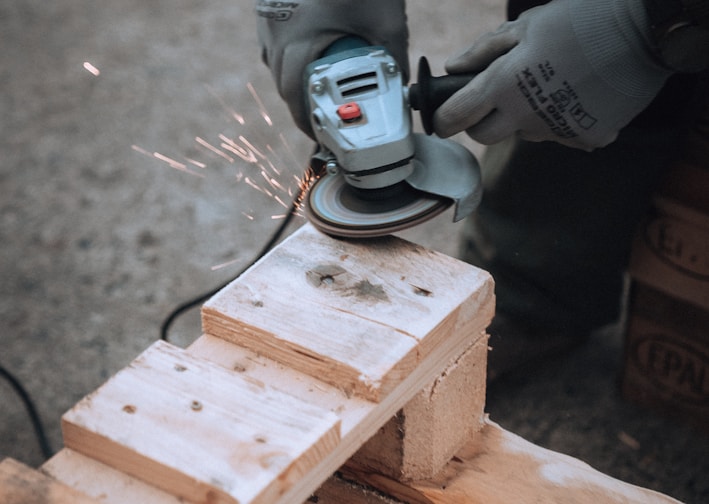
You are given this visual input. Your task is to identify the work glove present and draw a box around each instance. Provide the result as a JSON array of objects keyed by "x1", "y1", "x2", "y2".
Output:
[
  {"x1": 255, "y1": 0, "x2": 409, "y2": 138},
  {"x1": 433, "y1": 0, "x2": 674, "y2": 150}
]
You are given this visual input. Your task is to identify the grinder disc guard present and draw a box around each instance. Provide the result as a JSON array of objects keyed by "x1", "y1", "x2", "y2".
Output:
[{"x1": 307, "y1": 134, "x2": 482, "y2": 238}]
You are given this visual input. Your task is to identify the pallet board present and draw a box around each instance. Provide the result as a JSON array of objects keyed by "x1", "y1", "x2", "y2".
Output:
[
  {"x1": 43, "y1": 450, "x2": 184, "y2": 504},
  {"x1": 342, "y1": 419, "x2": 683, "y2": 504},
  {"x1": 0, "y1": 458, "x2": 97, "y2": 504},
  {"x1": 62, "y1": 341, "x2": 342, "y2": 504},
  {"x1": 202, "y1": 224, "x2": 494, "y2": 402}
]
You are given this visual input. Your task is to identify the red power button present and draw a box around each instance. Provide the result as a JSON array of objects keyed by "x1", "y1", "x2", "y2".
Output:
[{"x1": 337, "y1": 102, "x2": 362, "y2": 121}]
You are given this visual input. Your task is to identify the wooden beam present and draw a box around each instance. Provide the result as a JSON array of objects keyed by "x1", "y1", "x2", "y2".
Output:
[
  {"x1": 0, "y1": 458, "x2": 97, "y2": 504},
  {"x1": 62, "y1": 341, "x2": 342, "y2": 504},
  {"x1": 202, "y1": 224, "x2": 494, "y2": 403},
  {"x1": 341, "y1": 419, "x2": 682, "y2": 504},
  {"x1": 43, "y1": 450, "x2": 184, "y2": 504}
]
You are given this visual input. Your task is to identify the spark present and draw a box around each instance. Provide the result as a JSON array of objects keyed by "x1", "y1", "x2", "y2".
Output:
[
  {"x1": 247, "y1": 82, "x2": 273, "y2": 126},
  {"x1": 195, "y1": 136, "x2": 234, "y2": 163},
  {"x1": 219, "y1": 134, "x2": 258, "y2": 163},
  {"x1": 274, "y1": 195, "x2": 288, "y2": 209},
  {"x1": 260, "y1": 169, "x2": 281, "y2": 191},
  {"x1": 267, "y1": 175, "x2": 287, "y2": 193},
  {"x1": 210, "y1": 257, "x2": 244, "y2": 271},
  {"x1": 271, "y1": 214, "x2": 287, "y2": 220},
  {"x1": 244, "y1": 177, "x2": 266, "y2": 194},
  {"x1": 131, "y1": 144, "x2": 152, "y2": 157},
  {"x1": 83, "y1": 61, "x2": 100, "y2": 76},
  {"x1": 265, "y1": 145, "x2": 284, "y2": 176},
  {"x1": 131, "y1": 145, "x2": 205, "y2": 178},
  {"x1": 205, "y1": 84, "x2": 245, "y2": 124},
  {"x1": 153, "y1": 152, "x2": 187, "y2": 170},
  {"x1": 238, "y1": 135, "x2": 266, "y2": 161},
  {"x1": 186, "y1": 158, "x2": 207, "y2": 169},
  {"x1": 278, "y1": 132, "x2": 301, "y2": 169}
]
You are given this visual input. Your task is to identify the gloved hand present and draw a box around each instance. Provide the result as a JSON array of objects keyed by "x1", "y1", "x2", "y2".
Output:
[
  {"x1": 256, "y1": 0, "x2": 409, "y2": 138},
  {"x1": 433, "y1": 0, "x2": 674, "y2": 150}
]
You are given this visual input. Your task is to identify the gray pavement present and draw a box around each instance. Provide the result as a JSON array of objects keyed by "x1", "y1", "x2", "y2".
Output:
[{"x1": 2, "y1": 1, "x2": 707, "y2": 503}]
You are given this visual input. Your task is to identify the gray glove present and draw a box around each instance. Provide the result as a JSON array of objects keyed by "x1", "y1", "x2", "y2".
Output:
[
  {"x1": 433, "y1": 0, "x2": 674, "y2": 150},
  {"x1": 256, "y1": 0, "x2": 409, "y2": 137}
]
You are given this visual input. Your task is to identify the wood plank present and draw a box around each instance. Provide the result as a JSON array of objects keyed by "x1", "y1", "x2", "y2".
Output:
[
  {"x1": 312, "y1": 475, "x2": 398, "y2": 504},
  {"x1": 342, "y1": 419, "x2": 683, "y2": 504},
  {"x1": 62, "y1": 341, "x2": 341, "y2": 504},
  {"x1": 43, "y1": 449, "x2": 397, "y2": 504},
  {"x1": 202, "y1": 223, "x2": 494, "y2": 402},
  {"x1": 0, "y1": 457, "x2": 97, "y2": 504},
  {"x1": 43, "y1": 449, "x2": 184, "y2": 504}
]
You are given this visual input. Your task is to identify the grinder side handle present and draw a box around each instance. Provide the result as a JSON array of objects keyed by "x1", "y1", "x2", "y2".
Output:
[{"x1": 409, "y1": 57, "x2": 475, "y2": 135}]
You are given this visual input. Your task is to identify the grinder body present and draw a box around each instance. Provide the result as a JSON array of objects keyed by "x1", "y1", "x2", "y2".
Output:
[
  {"x1": 304, "y1": 38, "x2": 482, "y2": 238},
  {"x1": 306, "y1": 43, "x2": 415, "y2": 189}
]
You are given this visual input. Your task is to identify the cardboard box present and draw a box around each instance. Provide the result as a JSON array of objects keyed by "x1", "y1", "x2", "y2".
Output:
[
  {"x1": 628, "y1": 194, "x2": 709, "y2": 311},
  {"x1": 622, "y1": 163, "x2": 709, "y2": 429},
  {"x1": 621, "y1": 283, "x2": 709, "y2": 431}
]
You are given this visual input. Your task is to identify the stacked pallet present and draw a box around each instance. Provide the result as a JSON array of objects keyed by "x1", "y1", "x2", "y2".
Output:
[{"x1": 1, "y1": 224, "x2": 682, "y2": 503}]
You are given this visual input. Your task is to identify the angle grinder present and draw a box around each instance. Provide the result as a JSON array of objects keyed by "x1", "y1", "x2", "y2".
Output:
[{"x1": 305, "y1": 37, "x2": 480, "y2": 238}]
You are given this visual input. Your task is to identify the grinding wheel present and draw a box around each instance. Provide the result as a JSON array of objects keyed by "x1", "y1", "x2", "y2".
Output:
[{"x1": 306, "y1": 175, "x2": 450, "y2": 238}]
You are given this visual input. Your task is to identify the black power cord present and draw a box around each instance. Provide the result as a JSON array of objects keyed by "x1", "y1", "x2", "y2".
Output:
[
  {"x1": 2, "y1": 172, "x2": 308, "y2": 463},
  {"x1": 0, "y1": 364, "x2": 53, "y2": 460},
  {"x1": 160, "y1": 182, "x2": 306, "y2": 342}
]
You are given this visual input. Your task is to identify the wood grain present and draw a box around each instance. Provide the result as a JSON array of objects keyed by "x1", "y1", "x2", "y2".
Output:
[
  {"x1": 202, "y1": 223, "x2": 494, "y2": 402},
  {"x1": 0, "y1": 458, "x2": 97, "y2": 504},
  {"x1": 62, "y1": 341, "x2": 341, "y2": 504},
  {"x1": 343, "y1": 419, "x2": 683, "y2": 504},
  {"x1": 43, "y1": 450, "x2": 184, "y2": 504}
]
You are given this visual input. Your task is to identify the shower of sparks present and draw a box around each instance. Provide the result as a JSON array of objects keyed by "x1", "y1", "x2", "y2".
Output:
[
  {"x1": 83, "y1": 61, "x2": 100, "y2": 76},
  {"x1": 131, "y1": 81, "x2": 319, "y2": 272}
]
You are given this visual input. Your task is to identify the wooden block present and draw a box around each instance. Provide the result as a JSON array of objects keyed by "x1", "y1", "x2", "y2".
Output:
[
  {"x1": 621, "y1": 282, "x2": 709, "y2": 432},
  {"x1": 342, "y1": 419, "x2": 682, "y2": 504},
  {"x1": 0, "y1": 457, "x2": 97, "y2": 504},
  {"x1": 62, "y1": 340, "x2": 341, "y2": 504},
  {"x1": 349, "y1": 333, "x2": 488, "y2": 481},
  {"x1": 202, "y1": 223, "x2": 494, "y2": 403},
  {"x1": 43, "y1": 449, "x2": 184, "y2": 504}
]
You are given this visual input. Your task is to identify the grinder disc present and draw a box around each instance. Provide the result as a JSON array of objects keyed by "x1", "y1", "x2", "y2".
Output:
[{"x1": 307, "y1": 174, "x2": 450, "y2": 238}]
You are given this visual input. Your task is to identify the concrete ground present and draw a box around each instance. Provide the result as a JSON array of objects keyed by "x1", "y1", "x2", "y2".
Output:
[{"x1": 2, "y1": 1, "x2": 707, "y2": 502}]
